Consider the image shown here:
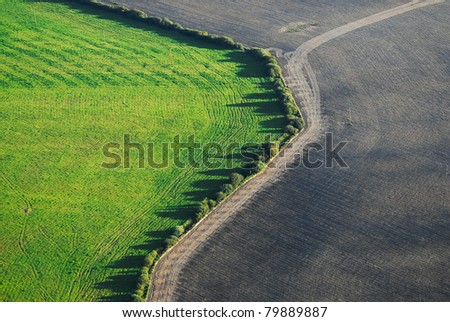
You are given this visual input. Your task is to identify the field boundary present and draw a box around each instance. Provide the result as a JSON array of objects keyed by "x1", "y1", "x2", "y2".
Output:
[{"x1": 68, "y1": 0, "x2": 304, "y2": 301}]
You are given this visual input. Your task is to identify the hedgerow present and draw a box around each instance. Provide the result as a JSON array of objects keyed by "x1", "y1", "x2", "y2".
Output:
[{"x1": 74, "y1": 0, "x2": 245, "y2": 50}]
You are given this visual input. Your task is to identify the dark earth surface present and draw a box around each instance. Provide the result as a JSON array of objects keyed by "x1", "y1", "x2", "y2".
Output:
[{"x1": 105, "y1": 0, "x2": 410, "y2": 50}]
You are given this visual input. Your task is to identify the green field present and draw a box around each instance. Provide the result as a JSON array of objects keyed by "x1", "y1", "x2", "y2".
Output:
[{"x1": 0, "y1": 0, "x2": 286, "y2": 301}]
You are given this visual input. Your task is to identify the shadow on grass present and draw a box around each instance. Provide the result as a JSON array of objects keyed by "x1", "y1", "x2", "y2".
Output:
[
  {"x1": 95, "y1": 230, "x2": 170, "y2": 301},
  {"x1": 27, "y1": 0, "x2": 286, "y2": 301},
  {"x1": 227, "y1": 94, "x2": 287, "y2": 133},
  {"x1": 29, "y1": 0, "x2": 235, "y2": 51},
  {"x1": 220, "y1": 51, "x2": 269, "y2": 78},
  {"x1": 155, "y1": 205, "x2": 195, "y2": 220},
  {"x1": 96, "y1": 275, "x2": 137, "y2": 301}
]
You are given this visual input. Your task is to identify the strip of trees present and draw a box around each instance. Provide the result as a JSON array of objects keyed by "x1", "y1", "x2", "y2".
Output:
[
  {"x1": 75, "y1": 0, "x2": 244, "y2": 49},
  {"x1": 247, "y1": 48, "x2": 304, "y2": 142}
]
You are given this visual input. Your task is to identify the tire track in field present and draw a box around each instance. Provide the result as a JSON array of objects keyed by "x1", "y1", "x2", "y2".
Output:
[
  {"x1": 1, "y1": 173, "x2": 54, "y2": 300},
  {"x1": 147, "y1": 0, "x2": 443, "y2": 301},
  {"x1": 1, "y1": 172, "x2": 32, "y2": 214},
  {"x1": 56, "y1": 231, "x2": 79, "y2": 301},
  {"x1": 17, "y1": 219, "x2": 36, "y2": 278},
  {"x1": 1, "y1": 171, "x2": 55, "y2": 300}
]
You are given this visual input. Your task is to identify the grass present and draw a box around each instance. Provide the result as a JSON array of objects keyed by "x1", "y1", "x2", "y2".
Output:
[{"x1": 0, "y1": 0, "x2": 286, "y2": 301}]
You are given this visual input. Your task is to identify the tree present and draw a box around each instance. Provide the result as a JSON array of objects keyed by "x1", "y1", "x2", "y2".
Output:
[
  {"x1": 221, "y1": 183, "x2": 234, "y2": 194},
  {"x1": 183, "y1": 219, "x2": 193, "y2": 230},
  {"x1": 164, "y1": 235, "x2": 179, "y2": 249},
  {"x1": 248, "y1": 160, "x2": 265, "y2": 174},
  {"x1": 173, "y1": 225, "x2": 185, "y2": 237},
  {"x1": 134, "y1": 289, "x2": 144, "y2": 298},
  {"x1": 268, "y1": 142, "x2": 279, "y2": 158},
  {"x1": 132, "y1": 293, "x2": 145, "y2": 302},
  {"x1": 286, "y1": 114, "x2": 297, "y2": 122},
  {"x1": 269, "y1": 65, "x2": 282, "y2": 78},
  {"x1": 292, "y1": 117, "x2": 304, "y2": 130},
  {"x1": 230, "y1": 173, "x2": 244, "y2": 187},
  {"x1": 138, "y1": 267, "x2": 150, "y2": 285},
  {"x1": 283, "y1": 102, "x2": 298, "y2": 115},
  {"x1": 144, "y1": 250, "x2": 158, "y2": 268},
  {"x1": 195, "y1": 211, "x2": 205, "y2": 221},
  {"x1": 284, "y1": 124, "x2": 298, "y2": 135},
  {"x1": 215, "y1": 191, "x2": 226, "y2": 202},
  {"x1": 281, "y1": 91, "x2": 294, "y2": 104},
  {"x1": 196, "y1": 198, "x2": 210, "y2": 215},
  {"x1": 207, "y1": 199, "x2": 217, "y2": 209},
  {"x1": 274, "y1": 78, "x2": 284, "y2": 88}
]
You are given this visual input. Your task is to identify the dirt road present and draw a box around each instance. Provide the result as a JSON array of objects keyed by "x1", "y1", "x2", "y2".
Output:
[{"x1": 285, "y1": 0, "x2": 443, "y2": 146}]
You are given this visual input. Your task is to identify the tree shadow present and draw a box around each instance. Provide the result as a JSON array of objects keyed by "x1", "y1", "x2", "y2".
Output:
[
  {"x1": 130, "y1": 230, "x2": 172, "y2": 252},
  {"x1": 94, "y1": 230, "x2": 170, "y2": 301},
  {"x1": 155, "y1": 205, "x2": 195, "y2": 220},
  {"x1": 95, "y1": 256, "x2": 143, "y2": 301},
  {"x1": 220, "y1": 51, "x2": 269, "y2": 78},
  {"x1": 259, "y1": 117, "x2": 287, "y2": 133},
  {"x1": 96, "y1": 274, "x2": 137, "y2": 301},
  {"x1": 183, "y1": 177, "x2": 230, "y2": 201},
  {"x1": 30, "y1": 0, "x2": 238, "y2": 51},
  {"x1": 244, "y1": 92, "x2": 278, "y2": 100},
  {"x1": 181, "y1": 142, "x2": 270, "y2": 200},
  {"x1": 227, "y1": 98, "x2": 286, "y2": 133}
]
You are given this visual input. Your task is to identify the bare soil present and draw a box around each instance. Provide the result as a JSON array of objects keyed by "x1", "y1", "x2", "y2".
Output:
[{"x1": 103, "y1": 0, "x2": 410, "y2": 51}]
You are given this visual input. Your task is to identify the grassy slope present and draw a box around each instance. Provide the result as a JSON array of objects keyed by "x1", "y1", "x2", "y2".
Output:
[{"x1": 0, "y1": 0, "x2": 285, "y2": 301}]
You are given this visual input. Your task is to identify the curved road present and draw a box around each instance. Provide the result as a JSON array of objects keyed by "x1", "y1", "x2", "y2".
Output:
[{"x1": 148, "y1": 0, "x2": 444, "y2": 301}]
